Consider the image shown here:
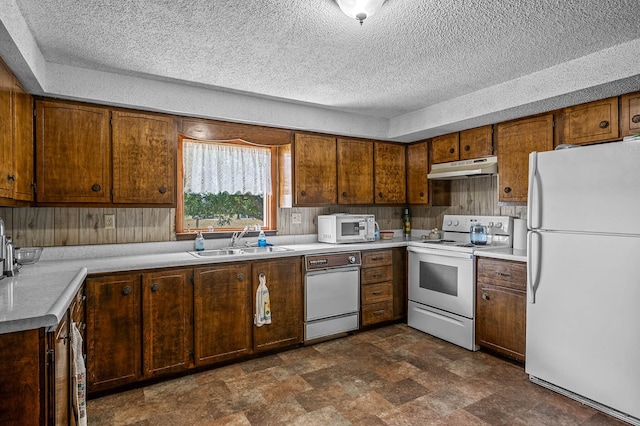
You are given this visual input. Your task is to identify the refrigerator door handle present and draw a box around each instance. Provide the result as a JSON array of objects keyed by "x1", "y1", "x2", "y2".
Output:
[
  {"x1": 527, "y1": 230, "x2": 540, "y2": 304},
  {"x1": 527, "y1": 151, "x2": 540, "y2": 230}
]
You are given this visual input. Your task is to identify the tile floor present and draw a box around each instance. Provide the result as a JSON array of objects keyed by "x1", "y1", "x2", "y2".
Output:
[{"x1": 88, "y1": 324, "x2": 628, "y2": 425}]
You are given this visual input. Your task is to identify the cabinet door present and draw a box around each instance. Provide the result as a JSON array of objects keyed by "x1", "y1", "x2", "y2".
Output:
[
  {"x1": 431, "y1": 133, "x2": 459, "y2": 164},
  {"x1": 36, "y1": 101, "x2": 111, "y2": 203},
  {"x1": 252, "y1": 257, "x2": 303, "y2": 352},
  {"x1": 0, "y1": 329, "x2": 43, "y2": 426},
  {"x1": 620, "y1": 91, "x2": 640, "y2": 137},
  {"x1": 294, "y1": 133, "x2": 337, "y2": 205},
  {"x1": 194, "y1": 264, "x2": 252, "y2": 366},
  {"x1": 49, "y1": 312, "x2": 70, "y2": 426},
  {"x1": 562, "y1": 97, "x2": 619, "y2": 145},
  {"x1": 496, "y1": 114, "x2": 554, "y2": 203},
  {"x1": 374, "y1": 142, "x2": 406, "y2": 204},
  {"x1": 406, "y1": 142, "x2": 429, "y2": 205},
  {"x1": 476, "y1": 283, "x2": 526, "y2": 361},
  {"x1": 337, "y1": 138, "x2": 373, "y2": 204},
  {"x1": 142, "y1": 269, "x2": 193, "y2": 376},
  {"x1": 86, "y1": 274, "x2": 142, "y2": 392},
  {"x1": 112, "y1": 111, "x2": 175, "y2": 204},
  {"x1": 459, "y1": 125, "x2": 493, "y2": 160},
  {"x1": 12, "y1": 80, "x2": 34, "y2": 201},
  {"x1": 0, "y1": 60, "x2": 13, "y2": 199}
]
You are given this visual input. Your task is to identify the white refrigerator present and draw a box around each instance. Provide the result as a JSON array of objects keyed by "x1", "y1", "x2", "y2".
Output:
[{"x1": 526, "y1": 140, "x2": 640, "y2": 425}]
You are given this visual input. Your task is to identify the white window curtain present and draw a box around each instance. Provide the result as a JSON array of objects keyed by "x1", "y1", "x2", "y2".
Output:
[{"x1": 183, "y1": 141, "x2": 272, "y2": 195}]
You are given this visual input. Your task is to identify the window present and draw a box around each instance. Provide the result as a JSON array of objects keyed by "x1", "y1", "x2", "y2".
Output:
[{"x1": 178, "y1": 138, "x2": 277, "y2": 233}]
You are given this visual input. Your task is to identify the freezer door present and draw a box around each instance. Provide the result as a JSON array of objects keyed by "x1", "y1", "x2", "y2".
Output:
[
  {"x1": 527, "y1": 141, "x2": 640, "y2": 234},
  {"x1": 526, "y1": 230, "x2": 640, "y2": 419}
]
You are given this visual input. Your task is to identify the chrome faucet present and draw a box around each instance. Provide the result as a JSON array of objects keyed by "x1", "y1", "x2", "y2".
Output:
[{"x1": 230, "y1": 226, "x2": 249, "y2": 248}]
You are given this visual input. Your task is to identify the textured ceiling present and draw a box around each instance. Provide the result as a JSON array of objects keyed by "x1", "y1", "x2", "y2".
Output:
[{"x1": 9, "y1": 0, "x2": 640, "y2": 124}]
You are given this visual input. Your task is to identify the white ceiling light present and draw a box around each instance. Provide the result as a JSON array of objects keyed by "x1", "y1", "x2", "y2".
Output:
[{"x1": 336, "y1": 0, "x2": 386, "y2": 25}]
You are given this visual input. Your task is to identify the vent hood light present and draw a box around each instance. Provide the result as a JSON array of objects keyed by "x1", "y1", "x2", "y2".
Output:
[{"x1": 427, "y1": 156, "x2": 498, "y2": 180}]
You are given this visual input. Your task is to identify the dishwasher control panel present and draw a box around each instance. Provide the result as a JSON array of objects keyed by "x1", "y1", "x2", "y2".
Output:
[{"x1": 305, "y1": 251, "x2": 362, "y2": 271}]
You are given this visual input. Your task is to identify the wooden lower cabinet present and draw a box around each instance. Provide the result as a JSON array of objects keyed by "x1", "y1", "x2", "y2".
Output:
[
  {"x1": 194, "y1": 263, "x2": 253, "y2": 366},
  {"x1": 49, "y1": 312, "x2": 70, "y2": 425},
  {"x1": 475, "y1": 257, "x2": 526, "y2": 361},
  {"x1": 360, "y1": 248, "x2": 406, "y2": 326},
  {"x1": 252, "y1": 257, "x2": 303, "y2": 352},
  {"x1": 86, "y1": 274, "x2": 142, "y2": 392},
  {"x1": 143, "y1": 269, "x2": 193, "y2": 376}
]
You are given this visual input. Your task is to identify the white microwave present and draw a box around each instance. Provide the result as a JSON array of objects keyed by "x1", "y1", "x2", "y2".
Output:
[{"x1": 317, "y1": 214, "x2": 376, "y2": 244}]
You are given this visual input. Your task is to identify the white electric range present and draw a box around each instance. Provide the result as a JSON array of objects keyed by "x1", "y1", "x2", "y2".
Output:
[{"x1": 407, "y1": 215, "x2": 514, "y2": 350}]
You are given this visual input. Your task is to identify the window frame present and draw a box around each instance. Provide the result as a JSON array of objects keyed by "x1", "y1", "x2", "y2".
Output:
[{"x1": 176, "y1": 135, "x2": 278, "y2": 235}]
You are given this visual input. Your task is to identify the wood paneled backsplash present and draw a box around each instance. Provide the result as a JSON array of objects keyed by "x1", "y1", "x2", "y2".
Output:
[{"x1": 0, "y1": 177, "x2": 524, "y2": 247}]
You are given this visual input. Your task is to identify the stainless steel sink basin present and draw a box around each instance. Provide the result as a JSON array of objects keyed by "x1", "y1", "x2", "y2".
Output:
[{"x1": 188, "y1": 246, "x2": 293, "y2": 257}]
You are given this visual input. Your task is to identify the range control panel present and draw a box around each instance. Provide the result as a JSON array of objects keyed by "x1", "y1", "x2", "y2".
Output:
[{"x1": 305, "y1": 252, "x2": 361, "y2": 271}]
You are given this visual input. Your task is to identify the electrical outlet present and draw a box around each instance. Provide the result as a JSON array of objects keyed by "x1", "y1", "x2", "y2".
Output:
[
  {"x1": 104, "y1": 214, "x2": 115, "y2": 229},
  {"x1": 291, "y1": 212, "x2": 302, "y2": 224}
]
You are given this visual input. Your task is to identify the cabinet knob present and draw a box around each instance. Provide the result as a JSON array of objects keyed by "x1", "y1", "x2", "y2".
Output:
[
  {"x1": 599, "y1": 120, "x2": 609, "y2": 129},
  {"x1": 342, "y1": 192, "x2": 347, "y2": 197},
  {"x1": 419, "y1": 192, "x2": 424, "y2": 197},
  {"x1": 158, "y1": 186, "x2": 167, "y2": 194},
  {"x1": 7, "y1": 174, "x2": 15, "y2": 182},
  {"x1": 300, "y1": 191, "x2": 306, "y2": 197},
  {"x1": 372, "y1": 290, "x2": 383, "y2": 295},
  {"x1": 378, "y1": 192, "x2": 383, "y2": 198},
  {"x1": 91, "y1": 183, "x2": 101, "y2": 192},
  {"x1": 122, "y1": 286, "x2": 131, "y2": 296},
  {"x1": 632, "y1": 114, "x2": 640, "y2": 124},
  {"x1": 503, "y1": 187, "x2": 512, "y2": 193},
  {"x1": 464, "y1": 145, "x2": 470, "y2": 151},
  {"x1": 236, "y1": 274, "x2": 244, "y2": 281},
  {"x1": 151, "y1": 283, "x2": 159, "y2": 292},
  {"x1": 449, "y1": 148, "x2": 455, "y2": 154},
  {"x1": 482, "y1": 292, "x2": 490, "y2": 301},
  {"x1": 373, "y1": 310, "x2": 385, "y2": 316}
]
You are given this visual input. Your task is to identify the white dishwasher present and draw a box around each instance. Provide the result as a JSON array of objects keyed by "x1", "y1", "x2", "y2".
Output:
[{"x1": 304, "y1": 252, "x2": 361, "y2": 342}]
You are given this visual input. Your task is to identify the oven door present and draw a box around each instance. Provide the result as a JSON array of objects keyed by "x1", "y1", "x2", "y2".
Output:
[{"x1": 407, "y1": 246, "x2": 474, "y2": 318}]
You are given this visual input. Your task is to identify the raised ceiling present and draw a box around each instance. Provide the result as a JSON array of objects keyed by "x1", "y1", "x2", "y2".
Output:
[{"x1": 1, "y1": 0, "x2": 640, "y2": 141}]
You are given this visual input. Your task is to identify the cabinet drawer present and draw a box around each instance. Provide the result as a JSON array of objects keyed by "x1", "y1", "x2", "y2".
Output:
[
  {"x1": 476, "y1": 258, "x2": 526, "y2": 290},
  {"x1": 361, "y1": 265, "x2": 393, "y2": 284},
  {"x1": 362, "y1": 250, "x2": 392, "y2": 268},
  {"x1": 361, "y1": 301, "x2": 393, "y2": 326},
  {"x1": 361, "y1": 282, "x2": 392, "y2": 305}
]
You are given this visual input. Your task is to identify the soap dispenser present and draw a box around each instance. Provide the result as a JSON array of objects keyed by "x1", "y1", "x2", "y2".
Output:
[
  {"x1": 257, "y1": 229, "x2": 267, "y2": 247},
  {"x1": 194, "y1": 232, "x2": 205, "y2": 251}
]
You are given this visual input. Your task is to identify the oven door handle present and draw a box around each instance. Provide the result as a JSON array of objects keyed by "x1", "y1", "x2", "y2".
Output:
[{"x1": 407, "y1": 246, "x2": 473, "y2": 260}]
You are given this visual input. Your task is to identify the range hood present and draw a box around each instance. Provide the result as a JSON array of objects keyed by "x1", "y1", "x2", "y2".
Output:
[{"x1": 427, "y1": 156, "x2": 498, "y2": 180}]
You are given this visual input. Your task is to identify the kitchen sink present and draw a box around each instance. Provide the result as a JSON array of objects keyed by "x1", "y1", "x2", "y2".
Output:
[{"x1": 188, "y1": 246, "x2": 293, "y2": 257}]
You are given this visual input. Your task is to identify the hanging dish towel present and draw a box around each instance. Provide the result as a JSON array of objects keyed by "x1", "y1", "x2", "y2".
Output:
[
  {"x1": 254, "y1": 273, "x2": 272, "y2": 327},
  {"x1": 71, "y1": 322, "x2": 87, "y2": 426}
]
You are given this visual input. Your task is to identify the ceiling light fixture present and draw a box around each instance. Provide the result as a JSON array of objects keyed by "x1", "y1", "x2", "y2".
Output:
[{"x1": 336, "y1": 0, "x2": 386, "y2": 25}]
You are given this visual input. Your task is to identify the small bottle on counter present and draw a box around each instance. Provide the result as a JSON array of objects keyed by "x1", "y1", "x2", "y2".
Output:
[
  {"x1": 195, "y1": 231, "x2": 205, "y2": 251},
  {"x1": 403, "y1": 208, "x2": 411, "y2": 238},
  {"x1": 258, "y1": 229, "x2": 267, "y2": 247}
]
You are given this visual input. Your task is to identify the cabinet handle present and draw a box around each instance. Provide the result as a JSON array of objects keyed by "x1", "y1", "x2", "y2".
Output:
[
  {"x1": 449, "y1": 148, "x2": 455, "y2": 154},
  {"x1": 482, "y1": 292, "x2": 490, "y2": 301},
  {"x1": 122, "y1": 286, "x2": 131, "y2": 295},
  {"x1": 7, "y1": 174, "x2": 15, "y2": 182},
  {"x1": 237, "y1": 274, "x2": 244, "y2": 281},
  {"x1": 300, "y1": 191, "x2": 306, "y2": 196},
  {"x1": 599, "y1": 120, "x2": 609, "y2": 129},
  {"x1": 496, "y1": 271, "x2": 512, "y2": 277},
  {"x1": 371, "y1": 257, "x2": 383, "y2": 261},
  {"x1": 372, "y1": 290, "x2": 383, "y2": 295},
  {"x1": 373, "y1": 310, "x2": 385, "y2": 316},
  {"x1": 632, "y1": 114, "x2": 640, "y2": 124},
  {"x1": 91, "y1": 183, "x2": 101, "y2": 192},
  {"x1": 151, "y1": 283, "x2": 159, "y2": 292},
  {"x1": 464, "y1": 145, "x2": 470, "y2": 151},
  {"x1": 503, "y1": 187, "x2": 512, "y2": 193},
  {"x1": 342, "y1": 192, "x2": 347, "y2": 197},
  {"x1": 372, "y1": 274, "x2": 382, "y2": 278},
  {"x1": 158, "y1": 186, "x2": 167, "y2": 194},
  {"x1": 419, "y1": 192, "x2": 424, "y2": 197},
  {"x1": 378, "y1": 192, "x2": 383, "y2": 198}
]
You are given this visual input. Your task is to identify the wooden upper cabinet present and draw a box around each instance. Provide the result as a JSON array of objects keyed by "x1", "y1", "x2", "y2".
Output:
[
  {"x1": 374, "y1": 142, "x2": 406, "y2": 204},
  {"x1": 252, "y1": 257, "x2": 303, "y2": 352},
  {"x1": 459, "y1": 126, "x2": 493, "y2": 160},
  {"x1": 406, "y1": 141, "x2": 429, "y2": 205},
  {"x1": 337, "y1": 138, "x2": 373, "y2": 204},
  {"x1": 0, "y1": 60, "x2": 13, "y2": 199},
  {"x1": 561, "y1": 97, "x2": 619, "y2": 145},
  {"x1": 36, "y1": 100, "x2": 111, "y2": 203},
  {"x1": 112, "y1": 111, "x2": 175, "y2": 204},
  {"x1": 293, "y1": 133, "x2": 337, "y2": 205},
  {"x1": 620, "y1": 91, "x2": 640, "y2": 137},
  {"x1": 142, "y1": 269, "x2": 193, "y2": 377},
  {"x1": 12, "y1": 80, "x2": 34, "y2": 201},
  {"x1": 431, "y1": 133, "x2": 459, "y2": 164},
  {"x1": 86, "y1": 273, "x2": 142, "y2": 393},
  {"x1": 496, "y1": 114, "x2": 554, "y2": 203}
]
